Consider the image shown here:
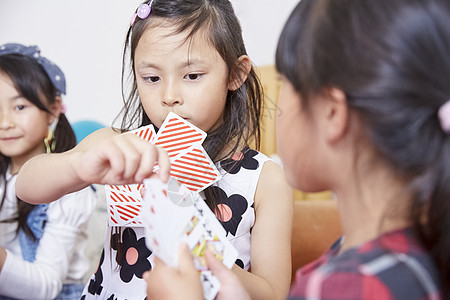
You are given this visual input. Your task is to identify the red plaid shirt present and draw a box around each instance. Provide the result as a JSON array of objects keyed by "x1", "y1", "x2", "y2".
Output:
[{"x1": 289, "y1": 228, "x2": 442, "y2": 300}]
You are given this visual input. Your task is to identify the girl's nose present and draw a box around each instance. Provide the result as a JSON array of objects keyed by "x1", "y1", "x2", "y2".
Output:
[
  {"x1": 161, "y1": 81, "x2": 183, "y2": 106},
  {"x1": 162, "y1": 97, "x2": 183, "y2": 106},
  {"x1": 0, "y1": 111, "x2": 14, "y2": 129}
]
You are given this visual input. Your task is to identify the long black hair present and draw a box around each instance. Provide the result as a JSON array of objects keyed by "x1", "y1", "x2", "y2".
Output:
[
  {"x1": 276, "y1": 0, "x2": 450, "y2": 295},
  {"x1": 0, "y1": 54, "x2": 76, "y2": 240}
]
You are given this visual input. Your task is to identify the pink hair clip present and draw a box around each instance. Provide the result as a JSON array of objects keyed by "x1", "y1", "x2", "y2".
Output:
[
  {"x1": 438, "y1": 100, "x2": 450, "y2": 133},
  {"x1": 131, "y1": 1, "x2": 153, "y2": 26}
]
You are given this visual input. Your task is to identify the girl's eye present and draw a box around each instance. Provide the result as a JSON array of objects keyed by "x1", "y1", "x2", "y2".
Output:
[
  {"x1": 144, "y1": 76, "x2": 160, "y2": 83},
  {"x1": 15, "y1": 105, "x2": 26, "y2": 111},
  {"x1": 184, "y1": 73, "x2": 203, "y2": 80}
]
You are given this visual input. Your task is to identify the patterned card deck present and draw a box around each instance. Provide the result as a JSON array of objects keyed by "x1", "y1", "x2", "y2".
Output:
[
  {"x1": 141, "y1": 178, "x2": 238, "y2": 300},
  {"x1": 105, "y1": 112, "x2": 221, "y2": 227}
]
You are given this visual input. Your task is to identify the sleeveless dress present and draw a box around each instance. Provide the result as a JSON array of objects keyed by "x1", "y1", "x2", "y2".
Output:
[{"x1": 81, "y1": 149, "x2": 270, "y2": 300}]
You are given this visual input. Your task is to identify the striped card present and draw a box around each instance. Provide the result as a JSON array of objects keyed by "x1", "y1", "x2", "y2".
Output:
[
  {"x1": 154, "y1": 112, "x2": 206, "y2": 159},
  {"x1": 105, "y1": 112, "x2": 221, "y2": 227}
]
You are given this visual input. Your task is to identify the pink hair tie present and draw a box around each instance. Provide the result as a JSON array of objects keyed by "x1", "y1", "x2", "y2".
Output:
[{"x1": 438, "y1": 100, "x2": 450, "y2": 133}]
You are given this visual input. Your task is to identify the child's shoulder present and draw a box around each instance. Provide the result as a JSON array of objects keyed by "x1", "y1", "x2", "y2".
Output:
[{"x1": 252, "y1": 150, "x2": 292, "y2": 210}]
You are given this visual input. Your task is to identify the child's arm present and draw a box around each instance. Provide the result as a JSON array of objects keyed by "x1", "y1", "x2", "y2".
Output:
[
  {"x1": 16, "y1": 127, "x2": 170, "y2": 204},
  {"x1": 233, "y1": 161, "x2": 293, "y2": 300},
  {"x1": 0, "y1": 188, "x2": 97, "y2": 299}
]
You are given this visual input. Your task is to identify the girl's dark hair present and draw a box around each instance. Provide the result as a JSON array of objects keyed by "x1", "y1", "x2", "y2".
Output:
[
  {"x1": 119, "y1": 0, "x2": 263, "y2": 210},
  {"x1": 0, "y1": 54, "x2": 77, "y2": 240},
  {"x1": 276, "y1": 0, "x2": 450, "y2": 294}
]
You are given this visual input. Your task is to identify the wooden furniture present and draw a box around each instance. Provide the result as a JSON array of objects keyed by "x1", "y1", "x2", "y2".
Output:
[{"x1": 290, "y1": 200, "x2": 342, "y2": 283}]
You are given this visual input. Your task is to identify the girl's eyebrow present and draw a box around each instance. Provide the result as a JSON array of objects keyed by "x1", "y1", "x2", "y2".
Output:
[
  {"x1": 136, "y1": 61, "x2": 161, "y2": 70},
  {"x1": 180, "y1": 58, "x2": 208, "y2": 68},
  {"x1": 9, "y1": 95, "x2": 23, "y2": 101},
  {"x1": 136, "y1": 59, "x2": 208, "y2": 70}
]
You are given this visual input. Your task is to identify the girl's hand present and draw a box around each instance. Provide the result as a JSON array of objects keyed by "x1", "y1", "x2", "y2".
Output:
[
  {"x1": 205, "y1": 249, "x2": 250, "y2": 300},
  {"x1": 73, "y1": 131, "x2": 170, "y2": 185},
  {"x1": 144, "y1": 244, "x2": 203, "y2": 300},
  {"x1": 144, "y1": 244, "x2": 250, "y2": 300}
]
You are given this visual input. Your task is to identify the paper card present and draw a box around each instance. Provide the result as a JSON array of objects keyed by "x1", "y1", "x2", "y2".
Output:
[
  {"x1": 105, "y1": 113, "x2": 220, "y2": 227},
  {"x1": 170, "y1": 145, "x2": 221, "y2": 192},
  {"x1": 141, "y1": 181, "x2": 170, "y2": 260},
  {"x1": 105, "y1": 184, "x2": 144, "y2": 226},
  {"x1": 188, "y1": 196, "x2": 237, "y2": 269},
  {"x1": 142, "y1": 178, "x2": 191, "y2": 265},
  {"x1": 154, "y1": 112, "x2": 207, "y2": 160},
  {"x1": 108, "y1": 202, "x2": 142, "y2": 226},
  {"x1": 141, "y1": 178, "x2": 238, "y2": 300},
  {"x1": 127, "y1": 124, "x2": 157, "y2": 143},
  {"x1": 200, "y1": 271, "x2": 221, "y2": 300}
]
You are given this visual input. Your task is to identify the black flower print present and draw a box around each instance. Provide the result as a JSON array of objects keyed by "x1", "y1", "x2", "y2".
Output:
[
  {"x1": 111, "y1": 227, "x2": 152, "y2": 283},
  {"x1": 213, "y1": 186, "x2": 248, "y2": 236},
  {"x1": 235, "y1": 259, "x2": 245, "y2": 269},
  {"x1": 87, "y1": 249, "x2": 105, "y2": 296},
  {"x1": 220, "y1": 149, "x2": 259, "y2": 174}
]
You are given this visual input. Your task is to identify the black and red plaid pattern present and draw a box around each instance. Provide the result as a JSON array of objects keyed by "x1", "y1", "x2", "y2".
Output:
[{"x1": 289, "y1": 228, "x2": 442, "y2": 300}]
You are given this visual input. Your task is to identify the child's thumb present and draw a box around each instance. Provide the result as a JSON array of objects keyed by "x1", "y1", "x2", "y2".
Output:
[
  {"x1": 205, "y1": 248, "x2": 229, "y2": 279},
  {"x1": 177, "y1": 243, "x2": 197, "y2": 274}
]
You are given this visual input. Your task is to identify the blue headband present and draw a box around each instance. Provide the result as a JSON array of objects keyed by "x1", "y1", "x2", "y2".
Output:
[{"x1": 0, "y1": 43, "x2": 66, "y2": 95}]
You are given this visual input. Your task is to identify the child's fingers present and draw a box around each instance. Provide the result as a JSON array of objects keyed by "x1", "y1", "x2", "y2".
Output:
[
  {"x1": 107, "y1": 134, "x2": 170, "y2": 184},
  {"x1": 134, "y1": 145, "x2": 170, "y2": 183},
  {"x1": 145, "y1": 257, "x2": 173, "y2": 299},
  {"x1": 177, "y1": 243, "x2": 197, "y2": 275},
  {"x1": 143, "y1": 270, "x2": 150, "y2": 280},
  {"x1": 114, "y1": 136, "x2": 147, "y2": 181},
  {"x1": 146, "y1": 256, "x2": 172, "y2": 284},
  {"x1": 156, "y1": 146, "x2": 171, "y2": 182},
  {"x1": 152, "y1": 255, "x2": 167, "y2": 270},
  {"x1": 205, "y1": 248, "x2": 229, "y2": 278},
  {"x1": 80, "y1": 139, "x2": 126, "y2": 183},
  {"x1": 139, "y1": 186, "x2": 146, "y2": 198},
  {"x1": 78, "y1": 130, "x2": 171, "y2": 185},
  {"x1": 205, "y1": 249, "x2": 251, "y2": 300}
]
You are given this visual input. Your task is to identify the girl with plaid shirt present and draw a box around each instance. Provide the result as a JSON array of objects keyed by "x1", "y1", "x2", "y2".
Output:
[{"x1": 144, "y1": 0, "x2": 450, "y2": 299}]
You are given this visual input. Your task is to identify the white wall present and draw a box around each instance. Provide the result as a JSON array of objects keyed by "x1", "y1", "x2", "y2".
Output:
[{"x1": 0, "y1": 0, "x2": 298, "y2": 127}]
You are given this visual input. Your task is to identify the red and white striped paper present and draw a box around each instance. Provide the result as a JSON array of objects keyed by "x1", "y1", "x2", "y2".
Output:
[
  {"x1": 170, "y1": 145, "x2": 220, "y2": 192},
  {"x1": 105, "y1": 112, "x2": 220, "y2": 227},
  {"x1": 154, "y1": 113, "x2": 206, "y2": 159}
]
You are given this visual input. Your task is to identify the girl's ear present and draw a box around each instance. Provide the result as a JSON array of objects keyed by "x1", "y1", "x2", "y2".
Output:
[
  {"x1": 321, "y1": 88, "x2": 349, "y2": 144},
  {"x1": 228, "y1": 55, "x2": 252, "y2": 91},
  {"x1": 47, "y1": 96, "x2": 62, "y2": 125}
]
